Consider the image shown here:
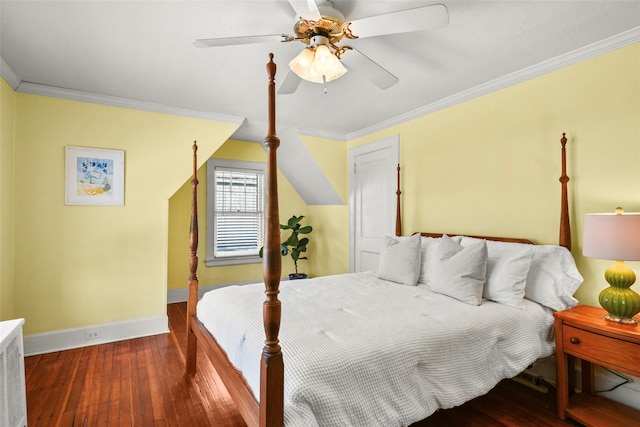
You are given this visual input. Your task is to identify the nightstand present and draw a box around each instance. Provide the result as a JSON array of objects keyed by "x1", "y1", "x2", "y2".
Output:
[{"x1": 554, "y1": 305, "x2": 640, "y2": 426}]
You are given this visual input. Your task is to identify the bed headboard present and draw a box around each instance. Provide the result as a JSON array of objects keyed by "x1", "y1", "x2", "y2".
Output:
[
  {"x1": 558, "y1": 132, "x2": 571, "y2": 250},
  {"x1": 419, "y1": 233, "x2": 533, "y2": 245}
]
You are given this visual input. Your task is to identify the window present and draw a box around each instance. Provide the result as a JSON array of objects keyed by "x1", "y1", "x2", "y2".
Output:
[{"x1": 205, "y1": 158, "x2": 266, "y2": 266}]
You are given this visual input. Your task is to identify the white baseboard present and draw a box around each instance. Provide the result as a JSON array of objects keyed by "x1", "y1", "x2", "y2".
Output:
[
  {"x1": 167, "y1": 283, "x2": 218, "y2": 304},
  {"x1": 590, "y1": 365, "x2": 640, "y2": 410},
  {"x1": 23, "y1": 315, "x2": 168, "y2": 356},
  {"x1": 528, "y1": 356, "x2": 640, "y2": 411}
]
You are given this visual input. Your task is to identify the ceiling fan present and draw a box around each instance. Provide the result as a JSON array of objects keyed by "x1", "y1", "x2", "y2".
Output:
[{"x1": 194, "y1": 1, "x2": 449, "y2": 94}]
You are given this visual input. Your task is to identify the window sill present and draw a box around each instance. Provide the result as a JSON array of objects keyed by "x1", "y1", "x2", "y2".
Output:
[{"x1": 204, "y1": 255, "x2": 262, "y2": 267}]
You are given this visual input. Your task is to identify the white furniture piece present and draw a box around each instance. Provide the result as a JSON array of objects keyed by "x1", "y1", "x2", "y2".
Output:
[{"x1": 0, "y1": 318, "x2": 27, "y2": 427}]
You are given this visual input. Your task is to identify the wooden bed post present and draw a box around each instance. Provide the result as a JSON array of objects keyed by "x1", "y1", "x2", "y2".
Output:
[
  {"x1": 559, "y1": 133, "x2": 571, "y2": 250},
  {"x1": 395, "y1": 164, "x2": 402, "y2": 237},
  {"x1": 260, "y1": 53, "x2": 285, "y2": 427},
  {"x1": 186, "y1": 141, "x2": 199, "y2": 375}
]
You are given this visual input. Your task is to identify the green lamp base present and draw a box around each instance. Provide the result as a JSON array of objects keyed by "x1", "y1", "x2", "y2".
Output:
[{"x1": 599, "y1": 260, "x2": 640, "y2": 326}]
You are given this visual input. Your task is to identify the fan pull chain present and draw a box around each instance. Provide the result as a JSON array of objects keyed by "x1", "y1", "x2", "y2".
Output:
[{"x1": 322, "y1": 75, "x2": 328, "y2": 94}]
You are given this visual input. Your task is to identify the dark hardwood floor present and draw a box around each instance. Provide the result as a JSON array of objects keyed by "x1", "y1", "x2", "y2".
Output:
[{"x1": 25, "y1": 302, "x2": 580, "y2": 426}]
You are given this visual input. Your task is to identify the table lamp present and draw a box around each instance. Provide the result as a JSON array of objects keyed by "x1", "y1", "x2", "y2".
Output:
[{"x1": 583, "y1": 208, "x2": 640, "y2": 325}]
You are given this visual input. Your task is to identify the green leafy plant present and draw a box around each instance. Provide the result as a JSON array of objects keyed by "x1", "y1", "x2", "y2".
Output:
[
  {"x1": 259, "y1": 215, "x2": 312, "y2": 275},
  {"x1": 280, "y1": 215, "x2": 312, "y2": 275}
]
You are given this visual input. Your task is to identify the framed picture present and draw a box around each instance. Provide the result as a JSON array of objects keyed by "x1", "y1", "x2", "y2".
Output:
[{"x1": 65, "y1": 146, "x2": 125, "y2": 206}]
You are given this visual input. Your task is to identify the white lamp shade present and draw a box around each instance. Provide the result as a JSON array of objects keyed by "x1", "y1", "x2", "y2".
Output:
[
  {"x1": 317, "y1": 58, "x2": 347, "y2": 82},
  {"x1": 583, "y1": 213, "x2": 640, "y2": 261},
  {"x1": 289, "y1": 48, "x2": 315, "y2": 81},
  {"x1": 312, "y1": 45, "x2": 336, "y2": 75},
  {"x1": 289, "y1": 47, "x2": 347, "y2": 84}
]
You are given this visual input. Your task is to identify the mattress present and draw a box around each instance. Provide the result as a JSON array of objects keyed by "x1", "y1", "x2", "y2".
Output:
[{"x1": 197, "y1": 271, "x2": 555, "y2": 426}]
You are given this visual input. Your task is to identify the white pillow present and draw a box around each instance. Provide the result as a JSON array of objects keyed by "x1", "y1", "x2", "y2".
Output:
[
  {"x1": 418, "y1": 235, "x2": 463, "y2": 285},
  {"x1": 461, "y1": 237, "x2": 534, "y2": 309},
  {"x1": 525, "y1": 245, "x2": 583, "y2": 311},
  {"x1": 417, "y1": 236, "x2": 439, "y2": 284},
  {"x1": 377, "y1": 233, "x2": 421, "y2": 286},
  {"x1": 430, "y1": 235, "x2": 488, "y2": 305}
]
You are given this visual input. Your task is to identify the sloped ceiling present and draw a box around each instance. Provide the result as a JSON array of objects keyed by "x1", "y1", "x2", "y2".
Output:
[{"x1": 1, "y1": 1, "x2": 638, "y2": 143}]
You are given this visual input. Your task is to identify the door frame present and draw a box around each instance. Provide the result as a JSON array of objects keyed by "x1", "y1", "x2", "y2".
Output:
[{"x1": 348, "y1": 135, "x2": 400, "y2": 272}]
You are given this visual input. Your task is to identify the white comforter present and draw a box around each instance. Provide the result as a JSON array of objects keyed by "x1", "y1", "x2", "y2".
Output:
[{"x1": 197, "y1": 272, "x2": 555, "y2": 427}]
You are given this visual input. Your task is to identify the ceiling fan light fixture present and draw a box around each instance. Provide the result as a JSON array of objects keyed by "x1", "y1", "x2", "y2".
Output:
[
  {"x1": 322, "y1": 57, "x2": 347, "y2": 82},
  {"x1": 196, "y1": 3, "x2": 450, "y2": 93},
  {"x1": 311, "y1": 44, "x2": 336, "y2": 75},
  {"x1": 289, "y1": 42, "x2": 347, "y2": 84},
  {"x1": 289, "y1": 47, "x2": 316, "y2": 80}
]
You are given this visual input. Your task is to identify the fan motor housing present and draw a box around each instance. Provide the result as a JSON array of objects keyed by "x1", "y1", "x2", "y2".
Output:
[{"x1": 293, "y1": 5, "x2": 346, "y2": 45}]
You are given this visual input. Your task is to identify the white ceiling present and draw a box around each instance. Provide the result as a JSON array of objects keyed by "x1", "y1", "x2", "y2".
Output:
[{"x1": 2, "y1": 1, "x2": 639, "y2": 142}]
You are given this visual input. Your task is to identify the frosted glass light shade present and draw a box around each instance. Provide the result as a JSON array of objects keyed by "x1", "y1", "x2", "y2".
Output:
[
  {"x1": 289, "y1": 47, "x2": 347, "y2": 84},
  {"x1": 583, "y1": 212, "x2": 640, "y2": 261},
  {"x1": 321, "y1": 58, "x2": 347, "y2": 82},
  {"x1": 289, "y1": 48, "x2": 315, "y2": 81},
  {"x1": 312, "y1": 45, "x2": 336, "y2": 75}
]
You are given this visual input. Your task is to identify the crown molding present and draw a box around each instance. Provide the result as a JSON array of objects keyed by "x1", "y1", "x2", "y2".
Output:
[
  {"x1": 15, "y1": 81, "x2": 246, "y2": 124},
  {"x1": 347, "y1": 26, "x2": 640, "y2": 141},
  {"x1": 4, "y1": 26, "x2": 638, "y2": 140},
  {"x1": 0, "y1": 57, "x2": 20, "y2": 89}
]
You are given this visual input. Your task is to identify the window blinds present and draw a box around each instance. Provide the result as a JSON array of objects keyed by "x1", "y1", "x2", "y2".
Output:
[{"x1": 214, "y1": 167, "x2": 264, "y2": 257}]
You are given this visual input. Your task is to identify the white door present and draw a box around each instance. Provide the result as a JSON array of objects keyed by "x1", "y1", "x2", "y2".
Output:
[{"x1": 349, "y1": 136, "x2": 399, "y2": 272}]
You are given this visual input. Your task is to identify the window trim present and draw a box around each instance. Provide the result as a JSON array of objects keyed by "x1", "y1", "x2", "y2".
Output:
[{"x1": 205, "y1": 158, "x2": 266, "y2": 267}]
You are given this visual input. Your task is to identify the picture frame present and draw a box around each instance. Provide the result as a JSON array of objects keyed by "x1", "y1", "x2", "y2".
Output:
[{"x1": 65, "y1": 146, "x2": 125, "y2": 206}]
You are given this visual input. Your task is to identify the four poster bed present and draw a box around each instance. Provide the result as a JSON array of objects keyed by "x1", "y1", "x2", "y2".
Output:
[{"x1": 185, "y1": 54, "x2": 582, "y2": 427}]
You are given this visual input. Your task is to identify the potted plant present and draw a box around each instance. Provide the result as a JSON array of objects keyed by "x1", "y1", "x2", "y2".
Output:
[
  {"x1": 280, "y1": 215, "x2": 312, "y2": 280},
  {"x1": 260, "y1": 215, "x2": 313, "y2": 280}
]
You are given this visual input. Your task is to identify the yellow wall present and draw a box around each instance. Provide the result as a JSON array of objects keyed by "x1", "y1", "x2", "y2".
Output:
[
  {"x1": 350, "y1": 43, "x2": 640, "y2": 307},
  {"x1": 167, "y1": 137, "x2": 349, "y2": 288},
  {"x1": 11, "y1": 93, "x2": 238, "y2": 334},
  {"x1": 0, "y1": 77, "x2": 15, "y2": 321},
  {"x1": 3, "y1": 42, "x2": 637, "y2": 336},
  {"x1": 302, "y1": 136, "x2": 350, "y2": 277}
]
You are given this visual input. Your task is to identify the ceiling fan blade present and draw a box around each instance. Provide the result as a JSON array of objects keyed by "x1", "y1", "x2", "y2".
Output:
[
  {"x1": 278, "y1": 70, "x2": 302, "y2": 95},
  {"x1": 193, "y1": 34, "x2": 289, "y2": 48},
  {"x1": 341, "y1": 48, "x2": 398, "y2": 90},
  {"x1": 288, "y1": 0, "x2": 321, "y2": 21},
  {"x1": 346, "y1": 4, "x2": 449, "y2": 39}
]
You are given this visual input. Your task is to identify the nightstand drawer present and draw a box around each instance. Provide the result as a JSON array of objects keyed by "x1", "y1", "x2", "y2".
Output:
[{"x1": 563, "y1": 325, "x2": 640, "y2": 375}]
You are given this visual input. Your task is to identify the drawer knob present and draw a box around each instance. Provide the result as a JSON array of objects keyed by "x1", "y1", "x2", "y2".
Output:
[{"x1": 570, "y1": 337, "x2": 580, "y2": 344}]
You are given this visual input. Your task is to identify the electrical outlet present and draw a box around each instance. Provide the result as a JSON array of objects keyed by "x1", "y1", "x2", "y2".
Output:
[{"x1": 85, "y1": 330, "x2": 101, "y2": 340}]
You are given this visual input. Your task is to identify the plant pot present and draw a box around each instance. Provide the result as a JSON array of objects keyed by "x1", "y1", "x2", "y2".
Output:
[{"x1": 288, "y1": 273, "x2": 308, "y2": 280}]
